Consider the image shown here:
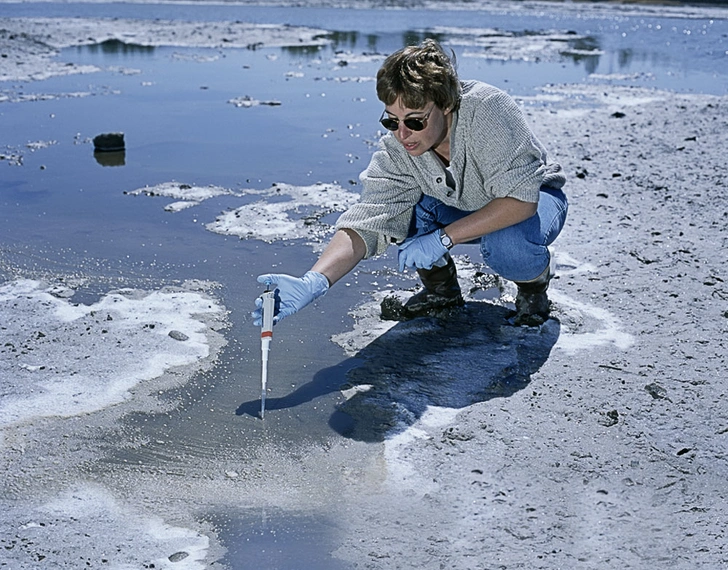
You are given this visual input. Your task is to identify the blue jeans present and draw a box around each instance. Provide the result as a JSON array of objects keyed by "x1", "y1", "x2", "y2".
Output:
[{"x1": 405, "y1": 186, "x2": 568, "y2": 282}]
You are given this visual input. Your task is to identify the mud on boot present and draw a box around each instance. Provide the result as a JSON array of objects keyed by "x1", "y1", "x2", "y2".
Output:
[
  {"x1": 509, "y1": 264, "x2": 552, "y2": 327},
  {"x1": 381, "y1": 254, "x2": 464, "y2": 321}
]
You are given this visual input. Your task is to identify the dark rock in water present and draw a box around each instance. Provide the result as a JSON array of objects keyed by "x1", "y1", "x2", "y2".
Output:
[
  {"x1": 93, "y1": 132, "x2": 125, "y2": 152},
  {"x1": 168, "y1": 551, "x2": 189, "y2": 562}
]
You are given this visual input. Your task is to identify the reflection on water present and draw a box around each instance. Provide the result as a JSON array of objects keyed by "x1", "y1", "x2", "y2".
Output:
[
  {"x1": 403, "y1": 29, "x2": 445, "y2": 48},
  {"x1": 619, "y1": 48, "x2": 635, "y2": 67},
  {"x1": 279, "y1": 43, "x2": 326, "y2": 57},
  {"x1": 80, "y1": 38, "x2": 156, "y2": 55},
  {"x1": 560, "y1": 35, "x2": 603, "y2": 74},
  {"x1": 94, "y1": 150, "x2": 126, "y2": 167},
  {"x1": 207, "y1": 509, "x2": 351, "y2": 570},
  {"x1": 286, "y1": 25, "x2": 607, "y2": 78},
  {"x1": 328, "y1": 29, "x2": 359, "y2": 50}
]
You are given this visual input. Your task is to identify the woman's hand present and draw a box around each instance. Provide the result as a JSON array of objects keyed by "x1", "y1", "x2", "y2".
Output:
[
  {"x1": 252, "y1": 271, "x2": 329, "y2": 325},
  {"x1": 398, "y1": 231, "x2": 448, "y2": 271}
]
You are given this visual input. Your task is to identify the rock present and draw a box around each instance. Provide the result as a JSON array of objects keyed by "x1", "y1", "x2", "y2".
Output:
[
  {"x1": 442, "y1": 426, "x2": 474, "y2": 442},
  {"x1": 168, "y1": 551, "x2": 189, "y2": 563},
  {"x1": 645, "y1": 382, "x2": 669, "y2": 400},
  {"x1": 598, "y1": 409, "x2": 619, "y2": 427},
  {"x1": 168, "y1": 330, "x2": 189, "y2": 341},
  {"x1": 93, "y1": 132, "x2": 125, "y2": 152}
]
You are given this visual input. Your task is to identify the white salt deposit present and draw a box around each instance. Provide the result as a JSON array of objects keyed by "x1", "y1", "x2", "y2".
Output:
[
  {"x1": 228, "y1": 96, "x2": 282, "y2": 107},
  {"x1": 206, "y1": 182, "x2": 360, "y2": 242},
  {"x1": 434, "y1": 27, "x2": 600, "y2": 63},
  {"x1": 0, "y1": 279, "x2": 225, "y2": 428},
  {"x1": 383, "y1": 425, "x2": 433, "y2": 491},
  {"x1": 127, "y1": 181, "x2": 233, "y2": 202},
  {"x1": 383, "y1": 407, "x2": 461, "y2": 491},
  {"x1": 419, "y1": 406, "x2": 462, "y2": 429},
  {"x1": 10, "y1": 484, "x2": 210, "y2": 570},
  {"x1": 331, "y1": 51, "x2": 386, "y2": 65},
  {"x1": 550, "y1": 289, "x2": 635, "y2": 353},
  {"x1": 0, "y1": 18, "x2": 332, "y2": 83},
  {"x1": 165, "y1": 201, "x2": 201, "y2": 212},
  {"x1": 126, "y1": 181, "x2": 359, "y2": 244},
  {"x1": 127, "y1": 182, "x2": 233, "y2": 212}
]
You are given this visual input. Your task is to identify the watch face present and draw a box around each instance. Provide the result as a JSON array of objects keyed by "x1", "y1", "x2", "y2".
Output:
[{"x1": 440, "y1": 230, "x2": 453, "y2": 249}]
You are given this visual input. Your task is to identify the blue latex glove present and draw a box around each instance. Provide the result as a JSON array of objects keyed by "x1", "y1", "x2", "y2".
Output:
[
  {"x1": 398, "y1": 231, "x2": 449, "y2": 271},
  {"x1": 252, "y1": 271, "x2": 329, "y2": 325}
]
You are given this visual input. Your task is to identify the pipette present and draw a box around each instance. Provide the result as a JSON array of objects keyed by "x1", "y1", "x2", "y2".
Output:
[{"x1": 259, "y1": 289, "x2": 275, "y2": 419}]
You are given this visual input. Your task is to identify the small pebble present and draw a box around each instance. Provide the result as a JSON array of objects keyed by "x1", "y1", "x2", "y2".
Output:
[
  {"x1": 168, "y1": 551, "x2": 189, "y2": 563},
  {"x1": 168, "y1": 330, "x2": 189, "y2": 341}
]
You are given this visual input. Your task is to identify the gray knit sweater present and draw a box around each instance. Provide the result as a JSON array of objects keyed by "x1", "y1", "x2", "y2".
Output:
[{"x1": 335, "y1": 80, "x2": 566, "y2": 258}]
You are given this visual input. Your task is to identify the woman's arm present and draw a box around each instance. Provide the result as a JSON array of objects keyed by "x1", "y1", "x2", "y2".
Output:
[
  {"x1": 445, "y1": 197, "x2": 537, "y2": 245},
  {"x1": 311, "y1": 228, "x2": 367, "y2": 286},
  {"x1": 253, "y1": 229, "x2": 366, "y2": 325}
]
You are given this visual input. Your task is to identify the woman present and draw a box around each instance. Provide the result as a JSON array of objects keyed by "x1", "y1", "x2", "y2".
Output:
[{"x1": 254, "y1": 39, "x2": 568, "y2": 327}]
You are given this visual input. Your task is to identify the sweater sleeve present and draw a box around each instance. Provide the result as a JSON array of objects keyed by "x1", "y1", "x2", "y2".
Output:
[{"x1": 335, "y1": 140, "x2": 422, "y2": 258}]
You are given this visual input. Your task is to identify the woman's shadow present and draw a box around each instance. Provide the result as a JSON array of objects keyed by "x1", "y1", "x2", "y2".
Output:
[{"x1": 237, "y1": 301, "x2": 560, "y2": 442}]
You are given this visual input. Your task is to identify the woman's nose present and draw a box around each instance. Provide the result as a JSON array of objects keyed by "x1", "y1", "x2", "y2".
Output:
[{"x1": 397, "y1": 123, "x2": 411, "y2": 138}]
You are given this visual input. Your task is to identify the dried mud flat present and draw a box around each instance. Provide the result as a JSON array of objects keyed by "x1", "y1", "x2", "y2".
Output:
[{"x1": 1, "y1": 7, "x2": 728, "y2": 570}]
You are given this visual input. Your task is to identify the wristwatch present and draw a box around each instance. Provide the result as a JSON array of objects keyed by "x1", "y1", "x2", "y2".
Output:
[{"x1": 439, "y1": 228, "x2": 454, "y2": 250}]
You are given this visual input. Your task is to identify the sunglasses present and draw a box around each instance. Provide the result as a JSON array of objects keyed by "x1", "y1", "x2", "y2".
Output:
[{"x1": 379, "y1": 105, "x2": 435, "y2": 132}]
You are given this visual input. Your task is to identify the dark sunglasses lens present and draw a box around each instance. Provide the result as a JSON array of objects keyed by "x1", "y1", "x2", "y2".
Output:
[
  {"x1": 380, "y1": 118, "x2": 399, "y2": 131},
  {"x1": 403, "y1": 118, "x2": 426, "y2": 131},
  {"x1": 380, "y1": 117, "x2": 427, "y2": 131}
]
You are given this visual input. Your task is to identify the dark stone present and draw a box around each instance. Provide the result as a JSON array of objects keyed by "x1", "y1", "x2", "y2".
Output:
[
  {"x1": 168, "y1": 330, "x2": 189, "y2": 341},
  {"x1": 645, "y1": 382, "x2": 668, "y2": 400},
  {"x1": 168, "y1": 551, "x2": 189, "y2": 563},
  {"x1": 93, "y1": 132, "x2": 125, "y2": 152}
]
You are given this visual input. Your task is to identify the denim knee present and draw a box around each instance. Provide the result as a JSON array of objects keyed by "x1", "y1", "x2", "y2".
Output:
[
  {"x1": 481, "y1": 223, "x2": 550, "y2": 282},
  {"x1": 481, "y1": 187, "x2": 567, "y2": 281}
]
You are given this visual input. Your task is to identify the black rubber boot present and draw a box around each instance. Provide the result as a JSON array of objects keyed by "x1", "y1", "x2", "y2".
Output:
[
  {"x1": 381, "y1": 254, "x2": 464, "y2": 321},
  {"x1": 510, "y1": 265, "x2": 552, "y2": 326}
]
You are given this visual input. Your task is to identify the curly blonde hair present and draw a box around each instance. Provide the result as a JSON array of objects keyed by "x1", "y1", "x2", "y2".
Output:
[{"x1": 376, "y1": 39, "x2": 461, "y2": 112}]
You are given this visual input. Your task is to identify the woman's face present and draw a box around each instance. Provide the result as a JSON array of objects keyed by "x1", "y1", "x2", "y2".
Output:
[{"x1": 382, "y1": 98, "x2": 451, "y2": 157}]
